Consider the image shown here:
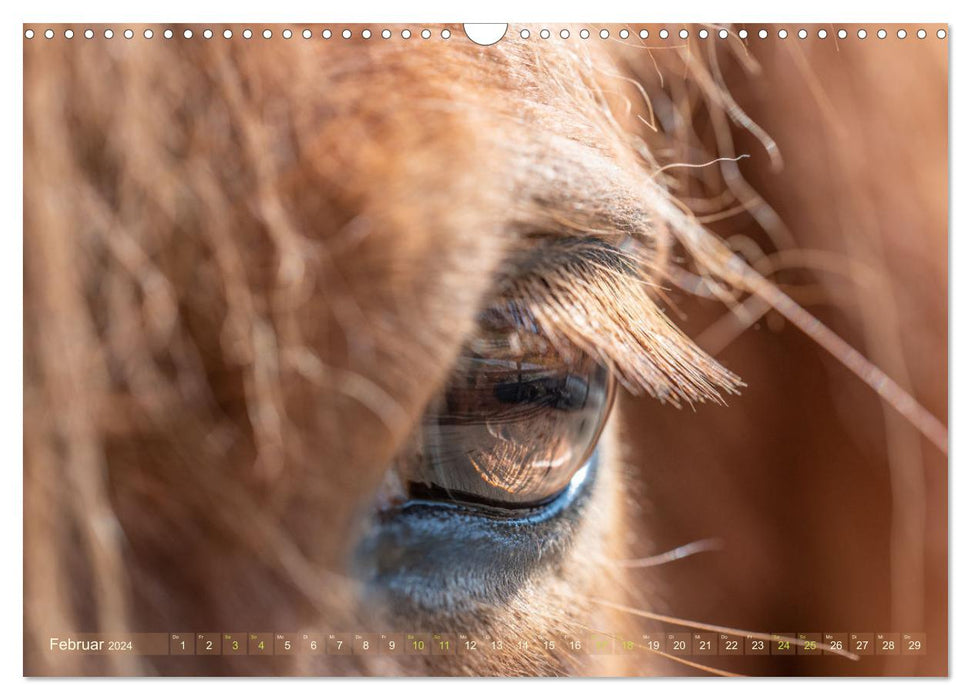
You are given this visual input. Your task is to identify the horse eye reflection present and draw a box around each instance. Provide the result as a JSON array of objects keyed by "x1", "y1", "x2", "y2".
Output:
[{"x1": 401, "y1": 311, "x2": 615, "y2": 509}]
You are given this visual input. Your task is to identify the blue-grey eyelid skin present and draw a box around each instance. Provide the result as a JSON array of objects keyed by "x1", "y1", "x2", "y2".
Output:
[
  {"x1": 351, "y1": 451, "x2": 600, "y2": 619},
  {"x1": 398, "y1": 460, "x2": 592, "y2": 524}
]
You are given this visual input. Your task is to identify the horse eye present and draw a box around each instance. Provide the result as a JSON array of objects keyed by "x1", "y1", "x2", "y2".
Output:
[{"x1": 401, "y1": 304, "x2": 616, "y2": 509}]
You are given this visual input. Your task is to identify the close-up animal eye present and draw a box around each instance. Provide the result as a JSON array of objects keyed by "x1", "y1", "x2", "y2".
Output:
[
  {"x1": 401, "y1": 303, "x2": 615, "y2": 510},
  {"x1": 354, "y1": 295, "x2": 619, "y2": 614},
  {"x1": 23, "y1": 19, "x2": 949, "y2": 683}
]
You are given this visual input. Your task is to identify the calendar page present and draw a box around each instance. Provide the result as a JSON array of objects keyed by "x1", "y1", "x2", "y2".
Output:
[{"x1": 22, "y1": 20, "x2": 949, "y2": 679}]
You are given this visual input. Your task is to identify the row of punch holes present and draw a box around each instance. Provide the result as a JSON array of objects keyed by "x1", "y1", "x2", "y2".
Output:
[{"x1": 24, "y1": 26, "x2": 949, "y2": 42}]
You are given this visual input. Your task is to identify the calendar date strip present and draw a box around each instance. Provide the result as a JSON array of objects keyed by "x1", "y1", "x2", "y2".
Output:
[{"x1": 46, "y1": 632, "x2": 927, "y2": 657}]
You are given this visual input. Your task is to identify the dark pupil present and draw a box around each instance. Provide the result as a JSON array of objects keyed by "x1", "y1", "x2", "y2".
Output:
[{"x1": 492, "y1": 372, "x2": 590, "y2": 412}]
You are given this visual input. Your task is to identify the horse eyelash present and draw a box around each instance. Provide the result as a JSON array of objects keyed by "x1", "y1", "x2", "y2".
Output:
[{"x1": 503, "y1": 237, "x2": 743, "y2": 406}]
